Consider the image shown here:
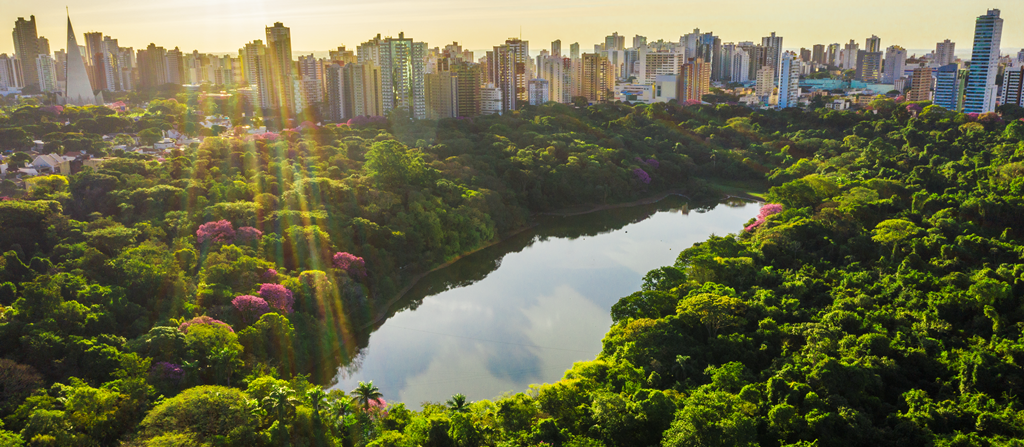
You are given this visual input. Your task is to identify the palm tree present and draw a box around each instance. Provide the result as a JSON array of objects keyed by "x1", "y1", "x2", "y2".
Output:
[
  {"x1": 351, "y1": 381, "x2": 383, "y2": 409},
  {"x1": 306, "y1": 388, "x2": 329, "y2": 418},
  {"x1": 447, "y1": 393, "x2": 470, "y2": 413},
  {"x1": 261, "y1": 385, "x2": 299, "y2": 422}
]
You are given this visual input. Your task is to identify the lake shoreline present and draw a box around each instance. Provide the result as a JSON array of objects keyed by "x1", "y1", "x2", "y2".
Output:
[{"x1": 361, "y1": 188, "x2": 762, "y2": 330}]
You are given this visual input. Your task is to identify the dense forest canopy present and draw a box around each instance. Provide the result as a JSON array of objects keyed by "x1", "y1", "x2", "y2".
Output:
[{"x1": 0, "y1": 96, "x2": 1023, "y2": 446}]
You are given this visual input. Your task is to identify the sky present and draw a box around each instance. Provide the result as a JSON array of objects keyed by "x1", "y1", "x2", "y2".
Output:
[{"x1": 1, "y1": 0, "x2": 1022, "y2": 58}]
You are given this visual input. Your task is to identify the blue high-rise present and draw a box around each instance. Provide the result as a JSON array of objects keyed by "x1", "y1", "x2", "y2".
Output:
[
  {"x1": 934, "y1": 64, "x2": 966, "y2": 112},
  {"x1": 963, "y1": 9, "x2": 1002, "y2": 113}
]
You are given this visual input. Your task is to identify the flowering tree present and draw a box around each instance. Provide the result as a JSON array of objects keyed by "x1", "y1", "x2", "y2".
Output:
[
  {"x1": 196, "y1": 220, "x2": 235, "y2": 244},
  {"x1": 178, "y1": 315, "x2": 234, "y2": 334},
  {"x1": 151, "y1": 361, "x2": 184, "y2": 382},
  {"x1": 232, "y1": 295, "x2": 270, "y2": 324},
  {"x1": 333, "y1": 252, "x2": 367, "y2": 278},
  {"x1": 633, "y1": 168, "x2": 652, "y2": 185},
  {"x1": 235, "y1": 226, "x2": 263, "y2": 244},
  {"x1": 646, "y1": 159, "x2": 660, "y2": 169},
  {"x1": 259, "y1": 283, "x2": 294, "y2": 313},
  {"x1": 906, "y1": 104, "x2": 923, "y2": 115},
  {"x1": 745, "y1": 203, "x2": 784, "y2": 231},
  {"x1": 260, "y1": 268, "x2": 279, "y2": 282}
]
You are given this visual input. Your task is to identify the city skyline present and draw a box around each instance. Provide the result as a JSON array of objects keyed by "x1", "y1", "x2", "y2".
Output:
[{"x1": 2, "y1": 0, "x2": 1023, "y2": 57}]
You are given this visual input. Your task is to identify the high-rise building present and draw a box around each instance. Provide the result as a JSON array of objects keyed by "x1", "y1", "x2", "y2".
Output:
[
  {"x1": 330, "y1": 62, "x2": 383, "y2": 119},
  {"x1": 138, "y1": 43, "x2": 168, "y2": 89},
  {"x1": 842, "y1": 40, "x2": 859, "y2": 69},
  {"x1": 569, "y1": 43, "x2": 580, "y2": 60},
  {"x1": 777, "y1": 51, "x2": 801, "y2": 108},
  {"x1": 731, "y1": 48, "x2": 750, "y2": 83},
  {"x1": 605, "y1": 32, "x2": 625, "y2": 52},
  {"x1": 13, "y1": 16, "x2": 41, "y2": 90},
  {"x1": 451, "y1": 60, "x2": 483, "y2": 117},
  {"x1": 907, "y1": 65, "x2": 933, "y2": 102},
  {"x1": 856, "y1": 50, "x2": 882, "y2": 83},
  {"x1": 166, "y1": 47, "x2": 184, "y2": 85},
  {"x1": 36, "y1": 54, "x2": 57, "y2": 92},
  {"x1": 296, "y1": 54, "x2": 325, "y2": 114},
  {"x1": 827, "y1": 43, "x2": 841, "y2": 67},
  {"x1": 63, "y1": 14, "x2": 97, "y2": 105},
  {"x1": 425, "y1": 71, "x2": 458, "y2": 119},
  {"x1": 580, "y1": 53, "x2": 613, "y2": 103},
  {"x1": 678, "y1": 57, "x2": 711, "y2": 103},
  {"x1": 739, "y1": 42, "x2": 766, "y2": 80},
  {"x1": 0, "y1": 54, "x2": 17, "y2": 89},
  {"x1": 883, "y1": 46, "x2": 907, "y2": 84},
  {"x1": 755, "y1": 65, "x2": 774, "y2": 104},
  {"x1": 812, "y1": 44, "x2": 826, "y2": 65},
  {"x1": 480, "y1": 83, "x2": 502, "y2": 115},
  {"x1": 799, "y1": 48, "x2": 811, "y2": 63},
  {"x1": 265, "y1": 22, "x2": 296, "y2": 118},
  {"x1": 934, "y1": 40, "x2": 956, "y2": 66},
  {"x1": 37, "y1": 36, "x2": 49, "y2": 59},
  {"x1": 1017, "y1": 49, "x2": 1024, "y2": 64},
  {"x1": 1000, "y1": 65, "x2": 1023, "y2": 107},
  {"x1": 375, "y1": 32, "x2": 427, "y2": 118},
  {"x1": 761, "y1": 32, "x2": 783, "y2": 79},
  {"x1": 865, "y1": 35, "x2": 881, "y2": 53},
  {"x1": 537, "y1": 53, "x2": 567, "y2": 103},
  {"x1": 551, "y1": 40, "x2": 561, "y2": 58},
  {"x1": 963, "y1": 9, "x2": 1002, "y2": 113},
  {"x1": 240, "y1": 40, "x2": 271, "y2": 109},
  {"x1": 83, "y1": 31, "x2": 103, "y2": 69},
  {"x1": 935, "y1": 64, "x2": 968, "y2": 111},
  {"x1": 528, "y1": 78, "x2": 549, "y2": 105},
  {"x1": 488, "y1": 38, "x2": 529, "y2": 113},
  {"x1": 637, "y1": 49, "x2": 685, "y2": 84},
  {"x1": 633, "y1": 35, "x2": 647, "y2": 49}
]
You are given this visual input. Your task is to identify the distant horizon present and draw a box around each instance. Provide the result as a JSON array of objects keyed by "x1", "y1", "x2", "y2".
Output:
[{"x1": 1, "y1": 0, "x2": 1023, "y2": 59}]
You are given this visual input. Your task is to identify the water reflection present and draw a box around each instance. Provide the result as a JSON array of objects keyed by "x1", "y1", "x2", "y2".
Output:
[{"x1": 333, "y1": 197, "x2": 760, "y2": 407}]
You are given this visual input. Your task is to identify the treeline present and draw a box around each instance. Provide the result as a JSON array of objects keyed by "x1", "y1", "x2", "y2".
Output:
[{"x1": 3, "y1": 94, "x2": 1020, "y2": 445}]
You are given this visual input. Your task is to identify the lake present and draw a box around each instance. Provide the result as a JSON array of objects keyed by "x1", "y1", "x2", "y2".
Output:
[{"x1": 332, "y1": 196, "x2": 760, "y2": 407}]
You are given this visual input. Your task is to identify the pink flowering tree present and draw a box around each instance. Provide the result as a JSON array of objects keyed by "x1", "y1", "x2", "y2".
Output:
[
  {"x1": 258, "y1": 283, "x2": 294, "y2": 313},
  {"x1": 232, "y1": 295, "x2": 270, "y2": 324},
  {"x1": 178, "y1": 316, "x2": 234, "y2": 334},
  {"x1": 197, "y1": 220, "x2": 235, "y2": 244},
  {"x1": 745, "y1": 203, "x2": 784, "y2": 231},
  {"x1": 333, "y1": 252, "x2": 367, "y2": 278},
  {"x1": 235, "y1": 226, "x2": 263, "y2": 244},
  {"x1": 260, "y1": 268, "x2": 279, "y2": 282}
]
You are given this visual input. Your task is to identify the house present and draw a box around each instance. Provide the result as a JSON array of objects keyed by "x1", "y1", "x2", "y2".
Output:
[
  {"x1": 30, "y1": 154, "x2": 71, "y2": 175},
  {"x1": 84, "y1": 158, "x2": 110, "y2": 170},
  {"x1": 154, "y1": 138, "x2": 176, "y2": 150}
]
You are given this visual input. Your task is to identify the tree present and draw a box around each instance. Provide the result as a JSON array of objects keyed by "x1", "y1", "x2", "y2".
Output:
[
  {"x1": 352, "y1": 381, "x2": 384, "y2": 409},
  {"x1": 677, "y1": 292, "x2": 746, "y2": 338},
  {"x1": 871, "y1": 218, "x2": 921, "y2": 259},
  {"x1": 365, "y1": 140, "x2": 412, "y2": 188},
  {"x1": 446, "y1": 394, "x2": 470, "y2": 413}
]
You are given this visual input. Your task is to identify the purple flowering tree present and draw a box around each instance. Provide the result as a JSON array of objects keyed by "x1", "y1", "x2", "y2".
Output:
[
  {"x1": 260, "y1": 268, "x2": 279, "y2": 282},
  {"x1": 232, "y1": 295, "x2": 270, "y2": 324},
  {"x1": 333, "y1": 252, "x2": 367, "y2": 278},
  {"x1": 745, "y1": 203, "x2": 784, "y2": 231},
  {"x1": 259, "y1": 283, "x2": 294, "y2": 313},
  {"x1": 906, "y1": 104, "x2": 923, "y2": 115},
  {"x1": 645, "y1": 159, "x2": 660, "y2": 169},
  {"x1": 151, "y1": 361, "x2": 185, "y2": 382},
  {"x1": 196, "y1": 220, "x2": 235, "y2": 244},
  {"x1": 235, "y1": 226, "x2": 263, "y2": 244},
  {"x1": 178, "y1": 316, "x2": 234, "y2": 334},
  {"x1": 633, "y1": 168, "x2": 651, "y2": 185}
]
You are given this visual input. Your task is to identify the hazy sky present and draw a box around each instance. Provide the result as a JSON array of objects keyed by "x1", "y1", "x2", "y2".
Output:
[{"x1": 2, "y1": 0, "x2": 1022, "y2": 57}]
